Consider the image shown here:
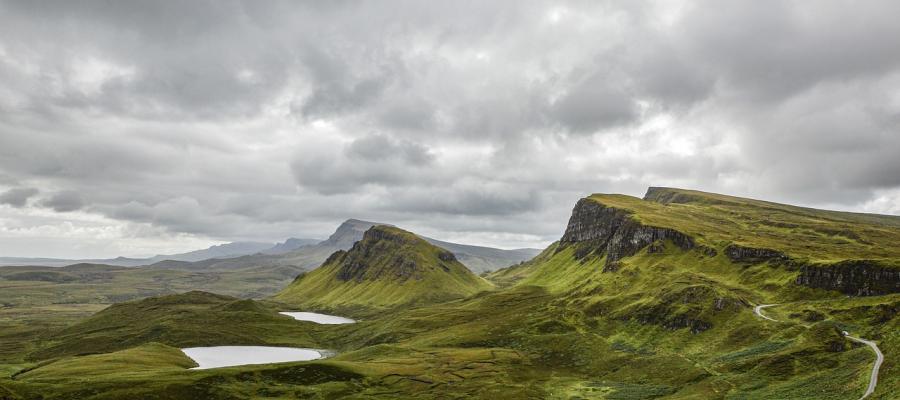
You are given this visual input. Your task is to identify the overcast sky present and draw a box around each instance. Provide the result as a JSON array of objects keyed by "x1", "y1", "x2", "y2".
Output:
[{"x1": 1, "y1": 0, "x2": 899, "y2": 258}]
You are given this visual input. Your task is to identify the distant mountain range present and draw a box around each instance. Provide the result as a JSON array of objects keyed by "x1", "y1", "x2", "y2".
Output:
[
  {"x1": 0, "y1": 219, "x2": 540, "y2": 273},
  {"x1": 0, "y1": 238, "x2": 320, "y2": 268}
]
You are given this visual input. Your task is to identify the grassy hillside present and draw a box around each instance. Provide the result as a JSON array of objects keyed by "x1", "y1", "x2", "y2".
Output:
[
  {"x1": 27, "y1": 291, "x2": 324, "y2": 361},
  {"x1": 2, "y1": 188, "x2": 898, "y2": 399},
  {"x1": 618, "y1": 187, "x2": 900, "y2": 262},
  {"x1": 274, "y1": 226, "x2": 493, "y2": 313}
]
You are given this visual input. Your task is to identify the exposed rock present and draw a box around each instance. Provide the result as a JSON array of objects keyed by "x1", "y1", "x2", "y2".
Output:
[
  {"x1": 559, "y1": 198, "x2": 695, "y2": 267},
  {"x1": 333, "y1": 227, "x2": 425, "y2": 283},
  {"x1": 437, "y1": 251, "x2": 457, "y2": 262},
  {"x1": 724, "y1": 244, "x2": 789, "y2": 264},
  {"x1": 698, "y1": 245, "x2": 718, "y2": 257},
  {"x1": 647, "y1": 240, "x2": 665, "y2": 254},
  {"x1": 602, "y1": 261, "x2": 621, "y2": 273},
  {"x1": 633, "y1": 310, "x2": 712, "y2": 334},
  {"x1": 794, "y1": 260, "x2": 900, "y2": 296}
]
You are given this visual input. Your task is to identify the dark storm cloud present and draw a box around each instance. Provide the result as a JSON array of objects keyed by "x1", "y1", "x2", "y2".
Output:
[
  {"x1": 550, "y1": 72, "x2": 638, "y2": 133},
  {"x1": 291, "y1": 134, "x2": 438, "y2": 195},
  {"x1": 0, "y1": 187, "x2": 38, "y2": 207},
  {"x1": 40, "y1": 191, "x2": 84, "y2": 212},
  {"x1": 1, "y1": 0, "x2": 899, "y2": 258}
]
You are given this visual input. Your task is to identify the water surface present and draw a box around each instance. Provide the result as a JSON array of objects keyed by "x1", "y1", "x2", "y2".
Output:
[
  {"x1": 279, "y1": 311, "x2": 356, "y2": 324},
  {"x1": 182, "y1": 346, "x2": 323, "y2": 369}
]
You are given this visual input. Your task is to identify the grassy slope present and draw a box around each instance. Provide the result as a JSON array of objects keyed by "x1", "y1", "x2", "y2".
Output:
[
  {"x1": 617, "y1": 187, "x2": 900, "y2": 262},
  {"x1": 27, "y1": 291, "x2": 327, "y2": 361},
  {"x1": 4, "y1": 188, "x2": 898, "y2": 399},
  {"x1": 274, "y1": 226, "x2": 493, "y2": 314}
]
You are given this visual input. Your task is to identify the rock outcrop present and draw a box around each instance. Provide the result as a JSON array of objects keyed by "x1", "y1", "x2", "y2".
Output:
[
  {"x1": 274, "y1": 225, "x2": 492, "y2": 310},
  {"x1": 795, "y1": 260, "x2": 900, "y2": 296},
  {"x1": 559, "y1": 198, "x2": 695, "y2": 266},
  {"x1": 724, "y1": 244, "x2": 790, "y2": 264}
]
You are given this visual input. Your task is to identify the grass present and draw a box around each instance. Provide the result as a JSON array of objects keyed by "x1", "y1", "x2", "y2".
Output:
[
  {"x1": 274, "y1": 226, "x2": 493, "y2": 313},
  {"x1": 603, "y1": 187, "x2": 900, "y2": 262},
  {"x1": 1, "y1": 187, "x2": 898, "y2": 399},
  {"x1": 27, "y1": 291, "x2": 328, "y2": 361}
]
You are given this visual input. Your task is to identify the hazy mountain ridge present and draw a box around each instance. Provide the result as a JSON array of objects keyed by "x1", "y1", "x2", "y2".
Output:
[
  {"x1": 0, "y1": 240, "x2": 312, "y2": 268},
  {"x1": 144, "y1": 219, "x2": 539, "y2": 275},
  {"x1": 0, "y1": 219, "x2": 536, "y2": 274}
]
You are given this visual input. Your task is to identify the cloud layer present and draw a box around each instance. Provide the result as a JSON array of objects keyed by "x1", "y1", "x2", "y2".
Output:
[{"x1": 1, "y1": 0, "x2": 899, "y2": 258}]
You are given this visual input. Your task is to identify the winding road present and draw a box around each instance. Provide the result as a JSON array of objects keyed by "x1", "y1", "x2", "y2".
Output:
[
  {"x1": 753, "y1": 303, "x2": 883, "y2": 400},
  {"x1": 843, "y1": 335, "x2": 884, "y2": 400},
  {"x1": 753, "y1": 304, "x2": 779, "y2": 322}
]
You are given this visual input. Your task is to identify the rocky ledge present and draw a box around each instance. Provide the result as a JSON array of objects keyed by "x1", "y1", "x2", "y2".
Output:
[
  {"x1": 559, "y1": 198, "x2": 695, "y2": 266},
  {"x1": 795, "y1": 260, "x2": 900, "y2": 296},
  {"x1": 724, "y1": 244, "x2": 790, "y2": 264}
]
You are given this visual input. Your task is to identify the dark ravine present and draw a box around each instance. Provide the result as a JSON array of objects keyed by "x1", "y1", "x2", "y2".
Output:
[
  {"x1": 559, "y1": 198, "x2": 695, "y2": 265},
  {"x1": 794, "y1": 260, "x2": 900, "y2": 296}
]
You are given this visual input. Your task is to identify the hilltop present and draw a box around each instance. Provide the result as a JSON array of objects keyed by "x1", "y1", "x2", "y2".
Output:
[{"x1": 274, "y1": 225, "x2": 493, "y2": 312}]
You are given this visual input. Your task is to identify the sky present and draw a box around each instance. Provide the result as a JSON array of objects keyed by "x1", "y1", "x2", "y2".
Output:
[{"x1": 1, "y1": 0, "x2": 899, "y2": 258}]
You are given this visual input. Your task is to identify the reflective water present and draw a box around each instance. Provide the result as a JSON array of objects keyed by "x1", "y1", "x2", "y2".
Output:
[
  {"x1": 181, "y1": 346, "x2": 323, "y2": 369},
  {"x1": 279, "y1": 311, "x2": 356, "y2": 324}
]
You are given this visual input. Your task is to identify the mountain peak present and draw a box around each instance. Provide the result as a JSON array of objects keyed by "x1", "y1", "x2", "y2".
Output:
[
  {"x1": 319, "y1": 219, "x2": 390, "y2": 248},
  {"x1": 332, "y1": 225, "x2": 457, "y2": 283},
  {"x1": 274, "y1": 225, "x2": 491, "y2": 311}
]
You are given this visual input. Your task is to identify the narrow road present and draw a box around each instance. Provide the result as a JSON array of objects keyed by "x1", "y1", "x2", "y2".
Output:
[
  {"x1": 753, "y1": 303, "x2": 779, "y2": 321},
  {"x1": 753, "y1": 303, "x2": 883, "y2": 400},
  {"x1": 844, "y1": 334, "x2": 884, "y2": 400}
]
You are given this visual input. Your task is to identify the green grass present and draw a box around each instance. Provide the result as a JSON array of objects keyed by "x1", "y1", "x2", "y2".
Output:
[
  {"x1": 2, "y1": 187, "x2": 898, "y2": 399},
  {"x1": 27, "y1": 291, "x2": 327, "y2": 361},
  {"x1": 602, "y1": 187, "x2": 900, "y2": 262},
  {"x1": 274, "y1": 226, "x2": 493, "y2": 313}
]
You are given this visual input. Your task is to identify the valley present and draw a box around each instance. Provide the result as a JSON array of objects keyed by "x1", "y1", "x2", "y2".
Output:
[{"x1": 0, "y1": 188, "x2": 897, "y2": 399}]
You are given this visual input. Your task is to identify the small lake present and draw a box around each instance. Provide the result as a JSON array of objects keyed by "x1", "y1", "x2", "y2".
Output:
[
  {"x1": 279, "y1": 311, "x2": 356, "y2": 324},
  {"x1": 182, "y1": 346, "x2": 324, "y2": 370}
]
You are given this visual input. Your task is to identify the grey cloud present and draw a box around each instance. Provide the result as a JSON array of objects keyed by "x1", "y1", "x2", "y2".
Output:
[
  {"x1": 681, "y1": 0, "x2": 900, "y2": 102},
  {"x1": 0, "y1": 187, "x2": 38, "y2": 207},
  {"x1": 1, "y1": 0, "x2": 900, "y2": 258},
  {"x1": 292, "y1": 134, "x2": 437, "y2": 195},
  {"x1": 40, "y1": 191, "x2": 84, "y2": 212},
  {"x1": 381, "y1": 184, "x2": 542, "y2": 217},
  {"x1": 550, "y1": 71, "x2": 637, "y2": 133},
  {"x1": 346, "y1": 134, "x2": 434, "y2": 164}
]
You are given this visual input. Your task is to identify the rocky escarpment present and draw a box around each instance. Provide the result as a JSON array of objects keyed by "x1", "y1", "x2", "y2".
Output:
[
  {"x1": 795, "y1": 260, "x2": 900, "y2": 296},
  {"x1": 332, "y1": 226, "x2": 455, "y2": 283},
  {"x1": 724, "y1": 244, "x2": 790, "y2": 264},
  {"x1": 559, "y1": 198, "x2": 696, "y2": 266}
]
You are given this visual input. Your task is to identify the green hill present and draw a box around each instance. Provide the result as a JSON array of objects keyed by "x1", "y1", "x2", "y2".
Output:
[
  {"x1": 274, "y1": 225, "x2": 493, "y2": 313},
  {"x1": 4, "y1": 188, "x2": 899, "y2": 400},
  {"x1": 28, "y1": 291, "x2": 321, "y2": 361}
]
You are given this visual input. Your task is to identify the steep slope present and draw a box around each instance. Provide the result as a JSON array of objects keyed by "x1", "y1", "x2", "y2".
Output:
[{"x1": 274, "y1": 226, "x2": 493, "y2": 312}]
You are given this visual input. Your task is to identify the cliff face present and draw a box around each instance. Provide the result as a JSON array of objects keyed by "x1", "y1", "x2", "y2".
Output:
[
  {"x1": 724, "y1": 245, "x2": 790, "y2": 264},
  {"x1": 559, "y1": 198, "x2": 695, "y2": 265},
  {"x1": 795, "y1": 260, "x2": 900, "y2": 296},
  {"x1": 332, "y1": 226, "x2": 457, "y2": 283}
]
